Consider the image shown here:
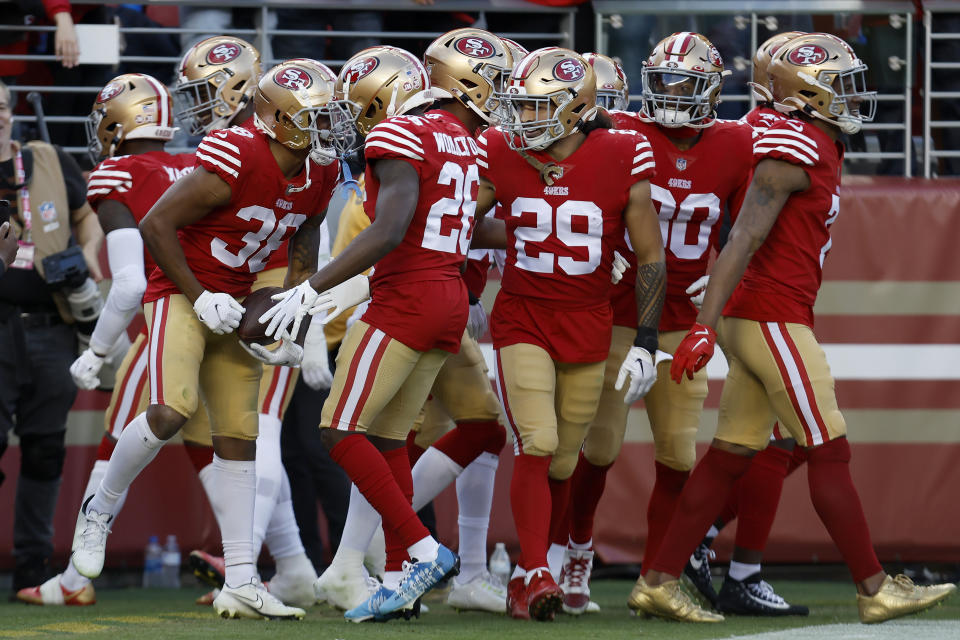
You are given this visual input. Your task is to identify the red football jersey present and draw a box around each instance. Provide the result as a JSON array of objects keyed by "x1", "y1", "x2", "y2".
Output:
[
  {"x1": 609, "y1": 112, "x2": 754, "y2": 330},
  {"x1": 359, "y1": 109, "x2": 478, "y2": 353},
  {"x1": 87, "y1": 150, "x2": 196, "y2": 276},
  {"x1": 741, "y1": 104, "x2": 786, "y2": 133},
  {"x1": 144, "y1": 125, "x2": 338, "y2": 302},
  {"x1": 478, "y1": 125, "x2": 655, "y2": 362},
  {"x1": 463, "y1": 249, "x2": 492, "y2": 297},
  {"x1": 724, "y1": 118, "x2": 844, "y2": 328}
]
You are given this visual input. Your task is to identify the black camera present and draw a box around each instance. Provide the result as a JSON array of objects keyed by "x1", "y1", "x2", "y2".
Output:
[
  {"x1": 41, "y1": 244, "x2": 89, "y2": 290},
  {"x1": 0, "y1": 199, "x2": 11, "y2": 226}
]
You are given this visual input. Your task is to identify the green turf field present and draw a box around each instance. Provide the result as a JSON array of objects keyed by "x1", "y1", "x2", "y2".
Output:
[{"x1": 1, "y1": 580, "x2": 957, "y2": 639}]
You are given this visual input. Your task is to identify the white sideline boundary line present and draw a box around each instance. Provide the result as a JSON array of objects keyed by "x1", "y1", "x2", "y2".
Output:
[{"x1": 730, "y1": 620, "x2": 960, "y2": 640}]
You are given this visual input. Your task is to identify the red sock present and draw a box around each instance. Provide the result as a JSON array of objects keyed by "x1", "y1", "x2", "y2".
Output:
[
  {"x1": 717, "y1": 490, "x2": 738, "y2": 527},
  {"x1": 806, "y1": 438, "x2": 882, "y2": 583},
  {"x1": 649, "y1": 448, "x2": 752, "y2": 577},
  {"x1": 568, "y1": 453, "x2": 611, "y2": 546},
  {"x1": 406, "y1": 431, "x2": 426, "y2": 466},
  {"x1": 547, "y1": 477, "x2": 571, "y2": 548},
  {"x1": 383, "y1": 447, "x2": 414, "y2": 571},
  {"x1": 183, "y1": 443, "x2": 215, "y2": 474},
  {"x1": 641, "y1": 462, "x2": 689, "y2": 575},
  {"x1": 433, "y1": 420, "x2": 506, "y2": 468},
  {"x1": 96, "y1": 434, "x2": 116, "y2": 461},
  {"x1": 733, "y1": 445, "x2": 793, "y2": 551},
  {"x1": 330, "y1": 434, "x2": 430, "y2": 549},
  {"x1": 510, "y1": 454, "x2": 552, "y2": 570},
  {"x1": 788, "y1": 446, "x2": 808, "y2": 474}
]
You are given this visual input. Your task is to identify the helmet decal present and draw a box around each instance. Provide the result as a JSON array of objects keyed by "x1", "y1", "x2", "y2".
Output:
[
  {"x1": 206, "y1": 42, "x2": 241, "y2": 65},
  {"x1": 454, "y1": 36, "x2": 496, "y2": 59},
  {"x1": 553, "y1": 58, "x2": 585, "y2": 82},
  {"x1": 342, "y1": 56, "x2": 380, "y2": 83},
  {"x1": 98, "y1": 82, "x2": 125, "y2": 103},
  {"x1": 788, "y1": 44, "x2": 829, "y2": 66},
  {"x1": 274, "y1": 66, "x2": 313, "y2": 90}
]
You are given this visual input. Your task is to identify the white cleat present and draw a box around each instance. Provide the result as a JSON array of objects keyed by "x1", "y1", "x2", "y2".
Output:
[
  {"x1": 446, "y1": 570, "x2": 507, "y2": 613},
  {"x1": 268, "y1": 566, "x2": 320, "y2": 608},
  {"x1": 560, "y1": 548, "x2": 594, "y2": 615},
  {"x1": 71, "y1": 505, "x2": 113, "y2": 579},
  {"x1": 314, "y1": 564, "x2": 372, "y2": 611},
  {"x1": 585, "y1": 600, "x2": 601, "y2": 613},
  {"x1": 213, "y1": 578, "x2": 305, "y2": 620}
]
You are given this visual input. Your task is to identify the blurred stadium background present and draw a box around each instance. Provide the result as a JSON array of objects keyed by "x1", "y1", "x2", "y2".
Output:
[{"x1": 0, "y1": 0, "x2": 957, "y2": 584}]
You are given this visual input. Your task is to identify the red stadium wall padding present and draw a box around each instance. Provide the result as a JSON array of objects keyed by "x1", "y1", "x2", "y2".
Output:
[{"x1": 2, "y1": 441, "x2": 958, "y2": 571}]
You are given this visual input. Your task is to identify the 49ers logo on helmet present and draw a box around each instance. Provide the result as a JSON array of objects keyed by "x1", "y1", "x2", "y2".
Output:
[
  {"x1": 343, "y1": 57, "x2": 379, "y2": 83},
  {"x1": 553, "y1": 58, "x2": 585, "y2": 82},
  {"x1": 206, "y1": 42, "x2": 241, "y2": 65},
  {"x1": 454, "y1": 36, "x2": 495, "y2": 59},
  {"x1": 788, "y1": 44, "x2": 829, "y2": 66},
  {"x1": 274, "y1": 66, "x2": 312, "y2": 90},
  {"x1": 708, "y1": 45, "x2": 723, "y2": 67},
  {"x1": 98, "y1": 82, "x2": 124, "y2": 103}
]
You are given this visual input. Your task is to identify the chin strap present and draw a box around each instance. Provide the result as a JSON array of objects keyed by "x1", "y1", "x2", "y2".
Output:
[
  {"x1": 517, "y1": 149, "x2": 563, "y2": 186},
  {"x1": 286, "y1": 159, "x2": 312, "y2": 194}
]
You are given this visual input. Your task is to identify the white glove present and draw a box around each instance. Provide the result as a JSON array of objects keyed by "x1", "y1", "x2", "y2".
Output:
[
  {"x1": 466, "y1": 300, "x2": 488, "y2": 340},
  {"x1": 615, "y1": 347, "x2": 673, "y2": 404},
  {"x1": 240, "y1": 337, "x2": 304, "y2": 367},
  {"x1": 193, "y1": 290, "x2": 245, "y2": 335},
  {"x1": 346, "y1": 299, "x2": 369, "y2": 332},
  {"x1": 611, "y1": 250, "x2": 629, "y2": 284},
  {"x1": 301, "y1": 314, "x2": 332, "y2": 390},
  {"x1": 70, "y1": 348, "x2": 105, "y2": 390},
  {"x1": 686, "y1": 275, "x2": 710, "y2": 311},
  {"x1": 309, "y1": 274, "x2": 371, "y2": 325},
  {"x1": 259, "y1": 280, "x2": 319, "y2": 342}
]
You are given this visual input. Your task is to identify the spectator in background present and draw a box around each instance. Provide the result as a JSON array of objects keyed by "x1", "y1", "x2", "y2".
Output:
[{"x1": 0, "y1": 78, "x2": 105, "y2": 596}]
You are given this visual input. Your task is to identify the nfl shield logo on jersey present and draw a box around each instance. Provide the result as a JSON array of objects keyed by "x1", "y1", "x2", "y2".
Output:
[{"x1": 676, "y1": 157, "x2": 687, "y2": 171}]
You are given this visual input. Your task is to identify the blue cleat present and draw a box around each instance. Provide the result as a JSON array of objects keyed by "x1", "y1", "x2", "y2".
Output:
[
  {"x1": 378, "y1": 544, "x2": 460, "y2": 617},
  {"x1": 345, "y1": 582, "x2": 393, "y2": 623}
]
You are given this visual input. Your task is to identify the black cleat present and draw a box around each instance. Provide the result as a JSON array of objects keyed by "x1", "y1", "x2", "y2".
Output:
[
  {"x1": 717, "y1": 573, "x2": 810, "y2": 616},
  {"x1": 683, "y1": 542, "x2": 719, "y2": 608}
]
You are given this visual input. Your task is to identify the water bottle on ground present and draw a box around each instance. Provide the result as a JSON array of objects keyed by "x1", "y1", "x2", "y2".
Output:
[
  {"x1": 489, "y1": 542, "x2": 511, "y2": 585},
  {"x1": 162, "y1": 534, "x2": 181, "y2": 588},
  {"x1": 142, "y1": 535, "x2": 163, "y2": 588}
]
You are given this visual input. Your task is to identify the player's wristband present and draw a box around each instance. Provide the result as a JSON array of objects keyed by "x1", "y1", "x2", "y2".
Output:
[
  {"x1": 633, "y1": 327, "x2": 658, "y2": 353},
  {"x1": 468, "y1": 291, "x2": 480, "y2": 306}
]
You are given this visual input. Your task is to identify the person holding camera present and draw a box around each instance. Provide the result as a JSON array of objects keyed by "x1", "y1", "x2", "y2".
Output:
[{"x1": 0, "y1": 78, "x2": 105, "y2": 594}]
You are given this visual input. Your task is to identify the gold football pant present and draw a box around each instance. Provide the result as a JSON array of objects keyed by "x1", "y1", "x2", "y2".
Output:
[
  {"x1": 715, "y1": 317, "x2": 846, "y2": 450},
  {"x1": 145, "y1": 294, "x2": 261, "y2": 441},
  {"x1": 321, "y1": 320, "x2": 448, "y2": 441},
  {"x1": 494, "y1": 342, "x2": 605, "y2": 480}
]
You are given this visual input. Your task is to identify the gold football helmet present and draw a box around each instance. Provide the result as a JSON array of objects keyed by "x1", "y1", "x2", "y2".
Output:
[
  {"x1": 86, "y1": 73, "x2": 177, "y2": 163},
  {"x1": 640, "y1": 32, "x2": 729, "y2": 128},
  {"x1": 254, "y1": 59, "x2": 338, "y2": 164},
  {"x1": 424, "y1": 28, "x2": 512, "y2": 124},
  {"x1": 329, "y1": 45, "x2": 433, "y2": 153},
  {"x1": 768, "y1": 32, "x2": 876, "y2": 134},
  {"x1": 583, "y1": 52, "x2": 629, "y2": 111},
  {"x1": 174, "y1": 35, "x2": 262, "y2": 136},
  {"x1": 501, "y1": 38, "x2": 529, "y2": 71},
  {"x1": 749, "y1": 31, "x2": 805, "y2": 102},
  {"x1": 501, "y1": 47, "x2": 597, "y2": 151}
]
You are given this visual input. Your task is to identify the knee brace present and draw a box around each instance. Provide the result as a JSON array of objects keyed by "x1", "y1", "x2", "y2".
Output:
[{"x1": 19, "y1": 432, "x2": 66, "y2": 482}]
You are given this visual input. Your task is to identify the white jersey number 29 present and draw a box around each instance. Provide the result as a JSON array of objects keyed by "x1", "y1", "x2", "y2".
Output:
[{"x1": 510, "y1": 197, "x2": 603, "y2": 275}]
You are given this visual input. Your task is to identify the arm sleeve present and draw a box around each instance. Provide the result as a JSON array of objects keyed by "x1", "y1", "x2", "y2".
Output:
[
  {"x1": 752, "y1": 123, "x2": 820, "y2": 167},
  {"x1": 195, "y1": 130, "x2": 246, "y2": 188},
  {"x1": 88, "y1": 228, "x2": 146, "y2": 354},
  {"x1": 55, "y1": 146, "x2": 89, "y2": 210},
  {"x1": 626, "y1": 131, "x2": 656, "y2": 185},
  {"x1": 43, "y1": 0, "x2": 71, "y2": 18}
]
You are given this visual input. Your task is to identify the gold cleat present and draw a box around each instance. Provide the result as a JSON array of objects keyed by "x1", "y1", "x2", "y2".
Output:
[
  {"x1": 858, "y1": 574, "x2": 957, "y2": 624},
  {"x1": 628, "y1": 578, "x2": 723, "y2": 623}
]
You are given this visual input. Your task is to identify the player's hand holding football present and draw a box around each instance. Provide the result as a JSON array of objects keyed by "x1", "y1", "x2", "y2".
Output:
[
  {"x1": 686, "y1": 275, "x2": 710, "y2": 310},
  {"x1": 466, "y1": 299, "x2": 488, "y2": 340},
  {"x1": 193, "y1": 290, "x2": 245, "y2": 334},
  {"x1": 309, "y1": 274, "x2": 370, "y2": 324},
  {"x1": 260, "y1": 280, "x2": 319, "y2": 341},
  {"x1": 70, "y1": 348, "x2": 105, "y2": 390},
  {"x1": 616, "y1": 346, "x2": 672, "y2": 403},
  {"x1": 670, "y1": 322, "x2": 717, "y2": 383},
  {"x1": 301, "y1": 316, "x2": 332, "y2": 390},
  {"x1": 240, "y1": 335, "x2": 304, "y2": 367}
]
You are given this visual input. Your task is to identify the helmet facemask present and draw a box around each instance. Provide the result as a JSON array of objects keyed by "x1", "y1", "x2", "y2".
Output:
[
  {"x1": 85, "y1": 108, "x2": 111, "y2": 164},
  {"x1": 174, "y1": 69, "x2": 245, "y2": 136},
  {"x1": 596, "y1": 89, "x2": 628, "y2": 111},
  {"x1": 288, "y1": 102, "x2": 339, "y2": 165},
  {"x1": 502, "y1": 92, "x2": 573, "y2": 151},
  {"x1": 641, "y1": 66, "x2": 721, "y2": 128}
]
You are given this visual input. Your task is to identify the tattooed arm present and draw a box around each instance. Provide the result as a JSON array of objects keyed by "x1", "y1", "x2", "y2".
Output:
[
  {"x1": 285, "y1": 212, "x2": 326, "y2": 287},
  {"x1": 696, "y1": 158, "x2": 809, "y2": 327},
  {"x1": 623, "y1": 179, "x2": 666, "y2": 351}
]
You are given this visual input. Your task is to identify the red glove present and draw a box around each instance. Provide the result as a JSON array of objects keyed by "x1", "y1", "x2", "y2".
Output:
[{"x1": 670, "y1": 323, "x2": 717, "y2": 383}]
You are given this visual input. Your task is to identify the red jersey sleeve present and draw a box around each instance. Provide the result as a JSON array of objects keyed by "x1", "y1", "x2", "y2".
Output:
[
  {"x1": 364, "y1": 118, "x2": 426, "y2": 175},
  {"x1": 626, "y1": 130, "x2": 656, "y2": 183},
  {"x1": 195, "y1": 127, "x2": 252, "y2": 188},
  {"x1": 86, "y1": 158, "x2": 135, "y2": 209},
  {"x1": 753, "y1": 120, "x2": 821, "y2": 168}
]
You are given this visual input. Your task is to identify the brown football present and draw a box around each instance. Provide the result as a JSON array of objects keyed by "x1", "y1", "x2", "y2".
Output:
[{"x1": 237, "y1": 286, "x2": 284, "y2": 345}]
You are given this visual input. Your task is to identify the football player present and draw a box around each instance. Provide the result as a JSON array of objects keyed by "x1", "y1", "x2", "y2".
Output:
[
  {"x1": 174, "y1": 37, "x2": 327, "y2": 609},
  {"x1": 633, "y1": 33, "x2": 957, "y2": 624},
  {"x1": 470, "y1": 47, "x2": 664, "y2": 621},
  {"x1": 259, "y1": 41, "x2": 494, "y2": 622},
  {"x1": 742, "y1": 31, "x2": 806, "y2": 132},
  {"x1": 15, "y1": 73, "x2": 190, "y2": 607},
  {"x1": 70, "y1": 59, "x2": 341, "y2": 621}
]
